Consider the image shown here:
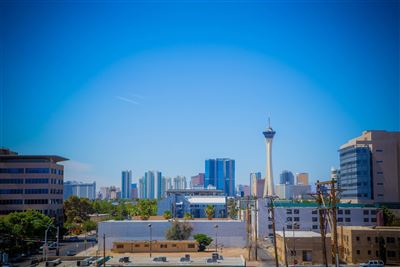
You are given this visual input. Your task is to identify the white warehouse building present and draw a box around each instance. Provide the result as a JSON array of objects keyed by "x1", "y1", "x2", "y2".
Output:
[{"x1": 98, "y1": 219, "x2": 246, "y2": 250}]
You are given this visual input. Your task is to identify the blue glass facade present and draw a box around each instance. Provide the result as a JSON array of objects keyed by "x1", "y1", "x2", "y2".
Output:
[
  {"x1": 205, "y1": 158, "x2": 235, "y2": 196},
  {"x1": 121, "y1": 170, "x2": 132, "y2": 199},
  {"x1": 339, "y1": 146, "x2": 372, "y2": 200},
  {"x1": 279, "y1": 170, "x2": 294, "y2": 185}
]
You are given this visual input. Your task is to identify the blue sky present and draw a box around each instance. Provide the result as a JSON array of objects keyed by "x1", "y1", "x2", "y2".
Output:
[{"x1": 1, "y1": 1, "x2": 399, "y2": 189}]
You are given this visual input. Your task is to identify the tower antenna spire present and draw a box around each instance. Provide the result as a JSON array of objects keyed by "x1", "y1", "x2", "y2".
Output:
[{"x1": 268, "y1": 117, "x2": 271, "y2": 128}]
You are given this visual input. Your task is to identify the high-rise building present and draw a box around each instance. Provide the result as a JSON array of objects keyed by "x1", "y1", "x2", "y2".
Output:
[
  {"x1": 279, "y1": 170, "x2": 294, "y2": 185},
  {"x1": 99, "y1": 187, "x2": 110, "y2": 200},
  {"x1": 263, "y1": 119, "x2": 276, "y2": 197},
  {"x1": 121, "y1": 170, "x2": 132, "y2": 199},
  {"x1": 339, "y1": 130, "x2": 400, "y2": 204},
  {"x1": 64, "y1": 181, "x2": 96, "y2": 200},
  {"x1": 138, "y1": 171, "x2": 163, "y2": 199},
  {"x1": 173, "y1": 176, "x2": 187, "y2": 190},
  {"x1": 296, "y1": 172, "x2": 309, "y2": 185},
  {"x1": 205, "y1": 158, "x2": 235, "y2": 196},
  {"x1": 0, "y1": 148, "x2": 67, "y2": 224},
  {"x1": 236, "y1": 184, "x2": 250, "y2": 197},
  {"x1": 190, "y1": 173, "x2": 205, "y2": 188},
  {"x1": 249, "y1": 172, "x2": 262, "y2": 196},
  {"x1": 131, "y1": 183, "x2": 138, "y2": 199}
]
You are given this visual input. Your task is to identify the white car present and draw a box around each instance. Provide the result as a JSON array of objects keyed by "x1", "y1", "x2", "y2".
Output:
[{"x1": 359, "y1": 260, "x2": 384, "y2": 267}]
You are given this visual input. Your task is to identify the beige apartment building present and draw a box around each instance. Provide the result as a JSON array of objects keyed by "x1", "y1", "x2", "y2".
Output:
[
  {"x1": 0, "y1": 148, "x2": 68, "y2": 224},
  {"x1": 339, "y1": 130, "x2": 400, "y2": 204},
  {"x1": 295, "y1": 172, "x2": 309, "y2": 185},
  {"x1": 275, "y1": 231, "x2": 331, "y2": 265},
  {"x1": 338, "y1": 226, "x2": 400, "y2": 265}
]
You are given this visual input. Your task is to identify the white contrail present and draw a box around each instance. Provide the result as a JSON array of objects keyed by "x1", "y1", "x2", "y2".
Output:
[{"x1": 115, "y1": 96, "x2": 139, "y2": 105}]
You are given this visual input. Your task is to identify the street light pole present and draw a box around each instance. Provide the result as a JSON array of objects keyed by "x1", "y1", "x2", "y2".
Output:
[
  {"x1": 214, "y1": 224, "x2": 219, "y2": 253},
  {"x1": 148, "y1": 224, "x2": 152, "y2": 258},
  {"x1": 43, "y1": 224, "x2": 51, "y2": 262}
]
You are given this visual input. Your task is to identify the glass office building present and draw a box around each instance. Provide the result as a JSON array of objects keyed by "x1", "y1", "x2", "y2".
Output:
[{"x1": 205, "y1": 158, "x2": 235, "y2": 196}]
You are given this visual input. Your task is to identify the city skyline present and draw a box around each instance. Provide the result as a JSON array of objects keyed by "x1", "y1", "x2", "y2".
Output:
[{"x1": 2, "y1": 2, "x2": 398, "y2": 189}]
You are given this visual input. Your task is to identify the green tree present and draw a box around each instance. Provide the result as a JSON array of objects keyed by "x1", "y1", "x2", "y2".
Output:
[
  {"x1": 227, "y1": 198, "x2": 238, "y2": 219},
  {"x1": 82, "y1": 220, "x2": 97, "y2": 233},
  {"x1": 193, "y1": 234, "x2": 213, "y2": 251},
  {"x1": 64, "y1": 196, "x2": 94, "y2": 223},
  {"x1": 163, "y1": 211, "x2": 172, "y2": 220},
  {"x1": 131, "y1": 199, "x2": 157, "y2": 220},
  {"x1": 0, "y1": 210, "x2": 54, "y2": 255},
  {"x1": 382, "y1": 206, "x2": 396, "y2": 226},
  {"x1": 165, "y1": 221, "x2": 193, "y2": 240},
  {"x1": 184, "y1": 212, "x2": 193, "y2": 220},
  {"x1": 205, "y1": 205, "x2": 215, "y2": 220}
]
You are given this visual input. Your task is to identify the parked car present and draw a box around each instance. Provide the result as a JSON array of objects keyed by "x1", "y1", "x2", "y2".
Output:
[
  {"x1": 359, "y1": 260, "x2": 384, "y2": 267},
  {"x1": 66, "y1": 250, "x2": 76, "y2": 256}
]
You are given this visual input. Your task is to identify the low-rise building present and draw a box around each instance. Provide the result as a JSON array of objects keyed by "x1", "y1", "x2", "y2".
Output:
[
  {"x1": 276, "y1": 231, "x2": 331, "y2": 265},
  {"x1": 254, "y1": 199, "x2": 381, "y2": 239},
  {"x1": 338, "y1": 226, "x2": 400, "y2": 265},
  {"x1": 98, "y1": 219, "x2": 246, "y2": 250},
  {"x1": 112, "y1": 240, "x2": 198, "y2": 253},
  {"x1": 158, "y1": 189, "x2": 227, "y2": 218}
]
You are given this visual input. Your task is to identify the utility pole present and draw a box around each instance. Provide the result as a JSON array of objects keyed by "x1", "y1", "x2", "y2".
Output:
[
  {"x1": 316, "y1": 181, "x2": 328, "y2": 267},
  {"x1": 254, "y1": 199, "x2": 258, "y2": 261},
  {"x1": 283, "y1": 227, "x2": 288, "y2": 267},
  {"x1": 103, "y1": 234, "x2": 106, "y2": 267},
  {"x1": 246, "y1": 196, "x2": 251, "y2": 260},
  {"x1": 268, "y1": 196, "x2": 279, "y2": 267},
  {"x1": 56, "y1": 226, "x2": 59, "y2": 256},
  {"x1": 330, "y1": 179, "x2": 339, "y2": 267}
]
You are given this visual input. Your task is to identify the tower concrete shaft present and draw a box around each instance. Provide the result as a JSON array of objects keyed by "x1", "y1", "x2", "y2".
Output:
[
  {"x1": 263, "y1": 120, "x2": 276, "y2": 197},
  {"x1": 264, "y1": 138, "x2": 274, "y2": 197}
]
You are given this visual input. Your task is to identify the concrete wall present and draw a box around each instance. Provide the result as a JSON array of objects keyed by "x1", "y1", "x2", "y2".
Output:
[{"x1": 98, "y1": 219, "x2": 246, "y2": 250}]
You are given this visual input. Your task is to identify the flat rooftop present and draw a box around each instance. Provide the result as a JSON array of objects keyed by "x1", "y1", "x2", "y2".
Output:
[
  {"x1": 107, "y1": 256, "x2": 245, "y2": 266},
  {"x1": 275, "y1": 231, "x2": 321, "y2": 238},
  {"x1": 341, "y1": 226, "x2": 400, "y2": 232}
]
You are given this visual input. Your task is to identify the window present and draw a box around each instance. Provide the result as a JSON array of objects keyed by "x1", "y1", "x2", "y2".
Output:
[
  {"x1": 377, "y1": 171, "x2": 383, "y2": 175},
  {"x1": 116, "y1": 245, "x2": 123, "y2": 249},
  {"x1": 367, "y1": 237, "x2": 371, "y2": 242},
  {"x1": 376, "y1": 251, "x2": 379, "y2": 257},
  {"x1": 312, "y1": 210, "x2": 317, "y2": 214},
  {"x1": 312, "y1": 225, "x2": 318, "y2": 229},
  {"x1": 160, "y1": 244, "x2": 167, "y2": 248},
  {"x1": 286, "y1": 209, "x2": 292, "y2": 214},
  {"x1": 375, "y1": 237, "x2": 378, "y2": 243},
  {"x1": 0, "y1": 189, "x2": 23, "y2": 194},
  {"x1": 0, "y1": 168, "x2": 24, "y2": 173},
  {"x1": 294, "y1": 209, "x2": 299, "y2": 214},
  {"x1": 338, "y1": 218, "x2": 343, "y2": 222},
  {"x1": 345, "y1": 218, "x2": 351, "y2": 222},
  {"x1": 25, "y1": 188, "x2": 49, "y2": 194},
  {"x1": 368, "y1": 250, "x2": 371, "y2": 255},
  {"x1": 363, "y1": 210, "x2": 369, "y2": 215},
  {"x1": 302, "y1": 250, "x2": 312, "y2": 262},
  {"x1": 371, "y1": 218, "x2": 377, "y2": 223},
  {"x1": 287, "y1": 217, "x2": 292, "y2": 222},
  {"x1": 0, "y1": 178, "x2": 23, "y2": 184},
  {"x1": 338, "y1": 210, "x2": 343, "y2": 215},
  {"x1": 344, "y1": 210, "x2": 351, "y2": 215},
  {"x1": 188, "y1": 244, "x2": 195, "y2": 248},
  {"x1": 356, "y1": 250, "x2": 360, "y2": 255},
  {"x1": 312, "y1": 217, "x2": 318, "y2": 222},
  {"x1": 25, "y1": 178, "x2": 49, "y2": 184},
  {"x1": 25, "y1": 199, "x2": 48, "y2": 204},
  {"x1": 371, "y1": 210, "x2": 376, "y2": 215},
  {"x1": 364, "y1": 218, "x2": 369, "y2": 222},
  {"x1": 294, "y1": 217, "x2": 300, "y2": 222},
  {"x1": 144, "y1": 244, "x2": 149, "y2": 247},
  {"x1": 134, "y1": 244, "x2": 140, "y2": 247},
  {"x1": 290, "y1": 250, "x2": 296, "y2": 256},
  {"x1": 386, "y1": 237, "x2": 395, "y2": 243},
  {"x1": 356, "y1": 236, "x2": 360, "y2": 241},
  {"x1": 387, "y1": 251, "x2": 396, "y2": 258},
  {"x1": 376, "y1": 160, "x2": 383, "y2": 163},
  {"x1": 172, "y1": 244, "x2": 177, "y2": 247},
  {"x1": 25, "y1": 168, "x2": 50, "y2": 174},
  {"x1": 0, "y1": 199, "x2": 23, "y2": 205},
  {"x1": 376, "y1": 149, "x2": 383, "y2": 152},
  {"x1": 268, "y1": 224, "x2": 272, "y2": 229},
  {"x1": 286, "y1": 225, "x2": 292, "y2": 230}
]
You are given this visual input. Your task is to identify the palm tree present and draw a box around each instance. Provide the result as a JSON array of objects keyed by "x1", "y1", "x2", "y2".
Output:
[{"x1": 205, "y1": 205, "x2": 215, "y2": 220}]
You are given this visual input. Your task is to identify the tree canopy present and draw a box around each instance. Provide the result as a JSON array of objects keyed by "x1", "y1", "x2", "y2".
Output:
[{"x1": 165, "y1": 221, "x2": 193, "y2": 240}]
